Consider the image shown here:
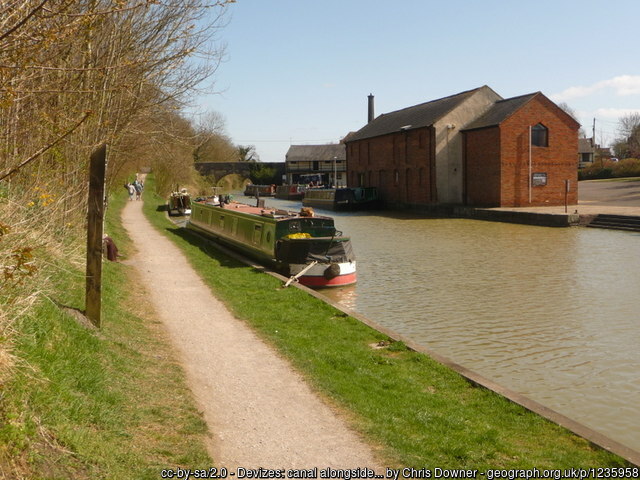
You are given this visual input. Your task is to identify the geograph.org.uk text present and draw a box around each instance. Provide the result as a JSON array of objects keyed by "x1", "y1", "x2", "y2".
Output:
[{"x1": 159, "y1": 466, "x2": 640, "y2": 480}]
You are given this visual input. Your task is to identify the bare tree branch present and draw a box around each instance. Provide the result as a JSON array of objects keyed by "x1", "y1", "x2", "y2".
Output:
[
  {"x1": 0, "y1": 0, "x2": 49, "y2": 43},
  {"x1": 0, "y1": 111, "x2": 91, "y2": 181}
]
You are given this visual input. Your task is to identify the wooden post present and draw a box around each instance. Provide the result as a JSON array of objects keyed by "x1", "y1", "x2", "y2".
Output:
[{"x1": 85, "y1": 144, "x2": 107, "y2": 327}]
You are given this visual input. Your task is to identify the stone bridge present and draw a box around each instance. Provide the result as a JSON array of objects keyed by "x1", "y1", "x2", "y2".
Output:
[{"x1": 193, "y1": 161, "x2": 285, "y2": 183}]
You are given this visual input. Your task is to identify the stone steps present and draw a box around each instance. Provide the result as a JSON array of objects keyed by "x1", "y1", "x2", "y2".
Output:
[{"x1": 586, "y1": 214, "x2": 640, "y2": 231}]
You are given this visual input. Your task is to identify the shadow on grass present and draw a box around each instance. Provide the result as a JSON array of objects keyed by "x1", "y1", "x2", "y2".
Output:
[
  {"x1": 48, "y1": 297, "x2": 104, "y2": 334},
  {"x1": 166, "y1": 225, "x2": 248, "y2": 270}
]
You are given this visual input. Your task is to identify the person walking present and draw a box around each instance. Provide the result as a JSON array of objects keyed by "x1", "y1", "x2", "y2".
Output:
[
  {"x1": 133, "y1": 180, "x2": 143, "y2": 201},
  {"x1": 126, "y1": 183, "x2": 136, "y2": 201}
]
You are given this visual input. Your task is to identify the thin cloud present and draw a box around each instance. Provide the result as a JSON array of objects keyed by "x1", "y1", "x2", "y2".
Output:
[
  {"x1": 551, "y1": 75, "x2": 640, "y2": 102},
  {"x1": 595, "y1": 107, "x2": 640, "y2": 118}
]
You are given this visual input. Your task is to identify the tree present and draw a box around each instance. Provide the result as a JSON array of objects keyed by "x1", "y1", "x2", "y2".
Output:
[
  {"x1": 192, "y1": 111, "x2": 237, "y2": 163},
  {"x1": 614, "y1": 113, "x2": 640, "y2": 159},
  {"x1": 557, "y1": 102, "x2": 586, "y2": 137},
  {"x1": 193, "y1": 134, "x2": 237, "y2": 163},
  {"x1": 0, "y1": 0, "x2": 235, "y2": 392},
  {"x1": 238, "y1": 145, "x2": 259, "y2": 162},
  {"x1": 249, "y1": 163, "x2": 277, "y2": 184},
  {"x1": 1, "y1": 1, "x2": 233, "y2": 187}
]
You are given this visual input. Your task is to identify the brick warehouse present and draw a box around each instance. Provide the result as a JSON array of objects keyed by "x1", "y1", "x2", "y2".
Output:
[{"x1": 345, "y1": 86, "x2": 580, "y2": 208}]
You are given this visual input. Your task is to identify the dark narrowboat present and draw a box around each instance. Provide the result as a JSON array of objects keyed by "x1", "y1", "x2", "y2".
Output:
[
  {"x1": 302, "y1": 187, "x2": 380, "y2": 211},
  {"x1": 275, "y1": 184, "x2": 306, "y2": 200},
  {"x1": 244, "y1": 184, "x2": 276, "y2": 197}
]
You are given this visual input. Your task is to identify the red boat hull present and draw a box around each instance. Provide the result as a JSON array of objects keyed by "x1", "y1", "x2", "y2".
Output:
[{"x1": 298, "y1": 272, "x2": 357, "y2": 288}]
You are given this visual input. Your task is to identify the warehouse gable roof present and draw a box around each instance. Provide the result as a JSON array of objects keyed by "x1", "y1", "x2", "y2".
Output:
[
  {"x1": 462, "y1": 92, "x2": 581, "y2": 131},
  {"x1": 461, "y1": 93, "x2": 538, "y2": 131},
  {"x1": 286, "y1": 144, "x2": 346, "y2": 161},
  {"x1": 346, "y1": 86, "x2": 495, "y2": 142}
]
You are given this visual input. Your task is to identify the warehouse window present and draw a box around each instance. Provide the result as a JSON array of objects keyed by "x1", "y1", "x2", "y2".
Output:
[{"x1": 531, "y1": 123, "x2": 548, "y2": 147}]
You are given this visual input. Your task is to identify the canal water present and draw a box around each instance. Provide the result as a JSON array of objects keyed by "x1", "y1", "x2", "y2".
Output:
[{"x1": 263, "y1": 197, "x2": 640, "y2": 453}]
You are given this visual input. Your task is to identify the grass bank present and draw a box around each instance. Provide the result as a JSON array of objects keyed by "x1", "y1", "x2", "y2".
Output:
[
  {"x1": 582, "y1": 176, "x2": 640, "y2": 182},
  {"x1": 0, "y1": 190, "x2": 211, "y2": 479},
  {"x1": 142, "y1": 176, "x2": 629, "y2": 469}
]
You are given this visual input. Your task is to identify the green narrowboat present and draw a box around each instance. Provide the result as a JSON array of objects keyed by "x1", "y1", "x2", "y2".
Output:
[{"x1": 186, "y1": 198, "x2": 356, "y2": 288}]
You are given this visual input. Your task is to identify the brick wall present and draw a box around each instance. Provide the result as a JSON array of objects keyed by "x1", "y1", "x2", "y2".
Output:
[
  {"x1": 499, "y1": 95, "x2": 578, "y2": 207},
  {"x1": 347, "y1": 126, "x2": 434, "y2": 206},
  {"x1": 464, "y1": 127, "x2": 501, "y2": 206}
]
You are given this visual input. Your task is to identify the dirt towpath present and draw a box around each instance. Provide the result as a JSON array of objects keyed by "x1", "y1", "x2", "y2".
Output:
[{"x1": 121, "y1": 199, "x2": 382, "y2": 469}]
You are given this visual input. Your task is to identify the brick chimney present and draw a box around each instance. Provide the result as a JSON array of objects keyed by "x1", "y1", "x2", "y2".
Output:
[{"x1": 368, "y1": 94, "x2": 375, "y2": 123}]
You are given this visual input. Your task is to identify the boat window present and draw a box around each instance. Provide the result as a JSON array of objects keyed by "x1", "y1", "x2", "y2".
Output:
[
  {"x1": 253, "y1": 224, "x2": 262, "y2": 244},
  {"x1": 219, "y1": 215, "x2": 225, "y2": 227},
  {"x1": 266, "y1": 231, "x2": 271, "y2": 243},
  {"x1": 289, "y1": 221, "x2": 301, "y2": 232}
]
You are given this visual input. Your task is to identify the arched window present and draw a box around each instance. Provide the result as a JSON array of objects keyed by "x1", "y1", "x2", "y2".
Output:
[{"x1": 531, "y1": 123, "x2": 548, "y2": 147}]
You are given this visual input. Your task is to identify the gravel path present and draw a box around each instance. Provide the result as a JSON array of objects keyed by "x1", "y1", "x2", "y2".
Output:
[{"x1": 121, "y1": 199, "x2": 382, "y2": 470}]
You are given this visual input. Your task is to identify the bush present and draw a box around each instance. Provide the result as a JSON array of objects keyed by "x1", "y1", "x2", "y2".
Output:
[
  {"x1": 249, "y1": 163, "x2": 278, "y2": 184},
  {"x1": 578, "y1": 158, "x2": 640, "y2": 180},
  {"x1": 613, "y1": 158, "x2": 640, "y2": 177},
  {"x1": 579, "y1": 165, "x2": 612, "y2": 180}
]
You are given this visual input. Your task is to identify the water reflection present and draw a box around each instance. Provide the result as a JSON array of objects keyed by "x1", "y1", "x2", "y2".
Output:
[{"x1": 263, "y1": 197, "x2": 640, "y2": 451}]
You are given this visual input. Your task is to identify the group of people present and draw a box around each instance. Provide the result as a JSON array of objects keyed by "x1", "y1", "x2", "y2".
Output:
[{"x1": 124, "y1": 178, "x2": 144, "y2": 201}]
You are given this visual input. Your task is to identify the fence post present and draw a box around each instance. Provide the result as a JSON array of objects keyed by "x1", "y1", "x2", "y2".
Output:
[{"x1": 85, "y1": 144, "x2": 107, "y2": 327}]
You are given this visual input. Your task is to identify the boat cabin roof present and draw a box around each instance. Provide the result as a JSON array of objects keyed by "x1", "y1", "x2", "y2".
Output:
[{"x1": 193, "y1": 199, "x2": 331, "y2": 221}]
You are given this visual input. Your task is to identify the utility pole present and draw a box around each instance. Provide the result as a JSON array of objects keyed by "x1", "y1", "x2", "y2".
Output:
[
  {"x1": 592, "y1": 118, "x2": 596, "y2": 147},
  {"x1": 528, "y1": 125, "x2": 532, "y2": 204}
]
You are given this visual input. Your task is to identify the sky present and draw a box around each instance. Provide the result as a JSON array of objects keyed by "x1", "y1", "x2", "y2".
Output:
[{"x1": 193, "y1": 0, "x2": 640, "y2": 163}]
